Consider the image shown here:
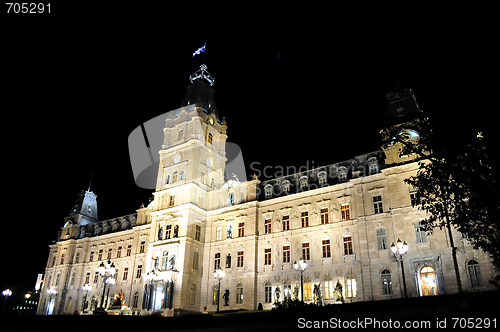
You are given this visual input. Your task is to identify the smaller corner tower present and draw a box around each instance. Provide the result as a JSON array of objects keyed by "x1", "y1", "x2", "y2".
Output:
[{"x1": 59, "y1": 190, "x2": 98, "y2": 240}]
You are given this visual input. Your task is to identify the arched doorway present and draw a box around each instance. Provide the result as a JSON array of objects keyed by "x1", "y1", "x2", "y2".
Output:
[{"x1": 419, "y1": 266, "x2": 438, "y2": 296}]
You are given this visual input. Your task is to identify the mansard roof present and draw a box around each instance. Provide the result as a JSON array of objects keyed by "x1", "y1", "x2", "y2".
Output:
[
  {"x1": 75, "y1": 213, "x2": 137, "y2": 239},
  {"x1": 258, "y1": 150, "x2": 385, "y2": 200}
]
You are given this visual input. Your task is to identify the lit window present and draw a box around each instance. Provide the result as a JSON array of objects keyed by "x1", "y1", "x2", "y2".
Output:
[
  {"x1": 301, "y1": 211, "x2": 309, "y2": 228},
  {"x1": 207, "y1": 133, "x2": 213, "y2": 144},
  {"x1": 264, "y1": 248, "x2": 272, "y2": 265},
  {"x1": 282, "y1": 215, "x2": 290, "y2": 231},
  {"x1": 236, "y1": 283, "x2": 243, "y2": 304},
  {"x1": 343, "y1": 236, "x2": 353, "y2": 255},
  {"x1": 322, "y1": 239, "x2": 331, "y2": 258},
  {"x1": 282, "y1": 244, "x2": 290, "y2": 263},
  {"x1": 324, "y1": 279, "x2": 334, "y2": 299},
  {"x1": 341, "y1": 203, "x2": 350, "y2": 221},
  {"x1": 303, "y1": 282, "x2": 312, "y2": 301},
  {"x1": 320, "y1": 208, "x2": 329, "y2": 224},
  {"x1": 346, "y1": 275, "x2": 357, "y2": 298},
  {"x1": 302, "y1": 242, "x2": 310, "y2": 260},
  {"x1": 264, "y1": 218, "x2": 271, "y2": 234},
  {"x1": 381, "y1": 269, "x2": 392, "y2": 295}
]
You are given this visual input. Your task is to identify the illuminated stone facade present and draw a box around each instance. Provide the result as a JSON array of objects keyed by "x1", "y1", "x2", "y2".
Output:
[{"x1": 37, "y1": 70, "x2": 496, "y2": 316}]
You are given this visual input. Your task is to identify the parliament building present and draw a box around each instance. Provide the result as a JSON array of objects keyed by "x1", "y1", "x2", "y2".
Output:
[{"x1": 37, "y1": 64, "x2": 496, "y2": 316}]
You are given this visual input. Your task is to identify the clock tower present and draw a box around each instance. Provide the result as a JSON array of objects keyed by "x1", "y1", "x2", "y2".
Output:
[
  {"x1": 59, "y1": 190, "x2": 98, "y2": 241},
  {"x1": 141, "y1": 63, "x2": 228, "y2": 313}
]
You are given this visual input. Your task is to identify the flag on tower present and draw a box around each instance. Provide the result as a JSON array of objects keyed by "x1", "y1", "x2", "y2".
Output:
[{"x1": 192, "y1": 43, "x2": 206, "y2": 57}]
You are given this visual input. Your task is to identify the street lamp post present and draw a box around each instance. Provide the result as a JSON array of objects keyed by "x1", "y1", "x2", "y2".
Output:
[
  {"x1": 81, "y1": 284, "x2": 92, "y2": 313},
  {"x1": 213, "y1": 268, "x2": 224, "y2": 312},
  {"x1": 293, "y1": 258, "x2": 307, "y2": 303},
  {"x1": 96, "y1": 259, "x2": 116, "y2": 313},
  {"x1": 391, "y1": 239, "x2": 409, "y2": 298},
  {"x1": 2, "y1": 289, "x2": 12, "y2": 315}
]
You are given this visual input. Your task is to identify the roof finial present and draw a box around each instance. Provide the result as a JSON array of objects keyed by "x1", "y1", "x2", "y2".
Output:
[{"x1": 87, "y1": 173, "x2": 93, "y2": 192}]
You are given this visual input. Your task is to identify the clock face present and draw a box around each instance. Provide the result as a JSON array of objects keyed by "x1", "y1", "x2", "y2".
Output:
[
  {"x1": 209, "y1": 117, "x2": 214, "y2": 125},
  {"x1": 173, "y1": 154, "x2": 181, "y2": 164}
]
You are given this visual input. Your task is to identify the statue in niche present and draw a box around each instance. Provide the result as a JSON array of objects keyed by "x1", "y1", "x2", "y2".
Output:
[
  {"x1": 103, "y1": 222, "x2": 111, "y2": 233},
  {"x1": 293, "y1": 286, "x2": 300, "y2": 300},
  {"x1": 274, "y1": 286, "x2": 281, "y2": 303},
  {"x1": 227, "y1": 225, "x2": 232, "y2": 239},
  {"x1": 222, "y1": 289, "x2": 230, "y2": 306},
  {"x1": 158, "y1": 226, "x2": 163, "y2": 240},
  {"x1": 79, "y1": 225, "x2": 86, "y2": 239},
  {"x1": 153, "y1": 256, "x2": 159, "y2": 270},
  {"x1": 226, "y1": 254, "x2": 231, "y2": 268},
  {"x1": 313, "y1": 284, "x2": 322, "y2": 305},
  {"x1": 173, "y1": 225, "x2": 179, "y2": 238},
  {"x1": 169, "y1": 254, "x2": 176, "y2": 270},
  {"x1": 334, "y1": 280, "x2": 344, "y2": 303}
]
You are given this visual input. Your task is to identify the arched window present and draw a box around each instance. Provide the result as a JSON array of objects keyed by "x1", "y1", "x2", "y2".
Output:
[
  {"x1": 172, "y1": 171, "x2": 178, "y2": 183},
  {"x1": 419, "y1": 266, "x2": 437, "y2": 296},
  {"x1": 467, "y1": 260, "x2": 481, "y2": 288},
  {"x1": 207, "y1": 133, "x2": 213, "y2": 144},
  {"x1": 368, "y1": 157, "x2": 379, "y2": 175},
  {"x1": 345, "y1": 273, "x2": 357, "y2": 298},
  {"x1": 381, "y1": 269, "x2": 392, "y2": 295},
  {"x1": 236, "y1": 283, "x2": 243, "y2": 304}
]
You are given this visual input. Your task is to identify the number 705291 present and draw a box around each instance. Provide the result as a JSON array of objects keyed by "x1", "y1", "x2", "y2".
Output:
[{"x1": 6, "y1": 3, "x2": 51, "y2": 14}]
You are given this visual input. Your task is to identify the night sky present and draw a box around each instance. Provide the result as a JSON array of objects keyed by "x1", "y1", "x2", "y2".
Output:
[{"x1": 1, "y1": 3, "x2": 497, "y2": 295}]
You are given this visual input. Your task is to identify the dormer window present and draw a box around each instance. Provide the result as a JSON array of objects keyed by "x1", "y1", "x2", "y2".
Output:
[
  {"x1": 368, "y1": 157, "x2": 379, "y2": 175},
  {"x1": 264, "y1": 184, "x2": 272, "y2": 198},
  {"x1": 318, "y1": 171, "x2": 327, "y2": 186},
  {"x1": 282, "y1": 180, "x2": 290, "y2": 194},
  {"x1": 338, "y1": 166, "x2": 348, "y2": 182},
  {"x1": 299, "y1": 176, "x2": 308, "y2": 189}
]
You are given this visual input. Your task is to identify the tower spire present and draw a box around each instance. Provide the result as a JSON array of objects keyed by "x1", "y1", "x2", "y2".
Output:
[{"x1": 87, "y1": 173, "x2": 93, "y2": 192}]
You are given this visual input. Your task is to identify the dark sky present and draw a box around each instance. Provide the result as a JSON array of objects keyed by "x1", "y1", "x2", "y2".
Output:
[{"x1": 1, "y1": 3, "x2": 497, "y2": 294}]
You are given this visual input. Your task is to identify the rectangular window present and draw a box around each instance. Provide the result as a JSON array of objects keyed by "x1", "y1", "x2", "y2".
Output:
[
  {"x1": 85, "y1": 272, "x2": 90, "y2": 285},
  {"x1": 264, "y1": 248, "x2": 272, "y2": 265},
  {"x1": 283, "y1": 245, "x2": 291, "y2": 263},
  {"x1": 89, "y1": 251, "x2": 94, "y2": 262},
  {"x1": 140, "y1": 241, "x2": 145, "y2": 253},
  {"x1": 264, "y1": 218, "x2": 272, "y2": 234},
  {"x1": 341, "y1": 203, "x2": 350, "y2": 221},
  {"x1": 165, "y1": 225, "x2": 172, "y2": 239},
  {"x1": 302, "y1": 242, "x2": 310, "y2": 260},
  {"x1": 93, "y1": 271, "x2": 99, "y2": 284},
  {"x1": 237, "y1": 250, "x2": 244, "y2": 268},
  {"x1": 75, "y1": 252, "x2": 80, "y2": 264},
  {"x1": 123, "y1": 267, "x2": 128, "y2": 281},
  {"x1": 373, "y1": 195, "x2": 383, "y2": 214},
  {"x1": 107, "y1": 248, "x2": 112, "y2": 260},
  {"x1": 301, "y1": 211, "x2": 309, "y2": 228},
  {"x1": 189, "y1": 284, "x2": 196, "y2": 306},
  {"x1": 304, "y1": 282, "x2": 312, "y2": 301},
  {"x1": 136, "y1": 264, "x2": 142, "y2": 279},
  {"x1": 238, "y1": 222, "x2": 245, "y2": 237},
  {"x1": 282, "y1": 215, "x2": 290, "y2": 231},
  {"x1": 410, "y1": 191, "x2": 417, "y2": 207},
  {"x1": 376, "y1": 229, "x2": 388, "y2": 250},
  {"x1": 322, "y1": 239, "x2": 331, "y2": 258},
  {"x1": 216, "y1": 225, "x2": 223, "y2": 241},
  {"x1": 195, "y1": 225, "x2": 201, "y2": 241},
  {"x1": 214, "y1": 253, "x2": 221, "y2": 270},
  {"x1": 346, "y1": 278, "x2": 357, "y2": 298},
  {"x1": 236, "y1": 285, "x2": 243, "y2": 304},
  {"x1": 320, "y1": 208, "x2": 329, "y2": 224},
  {"x1": 344, "y1": 236, "x2": 353, "y2": 255},
  {"x1": 60, "y1": 254, "x2": 65, "y2": 265},
  {"x1": 126, "y1": 245, "x2": 132, "y2": 256},
  {"x1": 414, "y1": 221, "x2": 428, "y2": 243},
  {"x1": 117, "y1": 246, "x2": 122, "y2": 258},
  {"x1": 169, "y1": 195, "x2": 175, "y2": 207},
  {"x1": 324, "y1": 280, "x2": 334, "y2": 299},
  {"x1": 198, "y1": 197, "x2": 203, "y2": 208},
  {"x1": 264, "y1": 284, "x2": 272, "y2": 303},
  {"x1": 98, "y1": 249, "x2": 103, "y2": 261}
]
